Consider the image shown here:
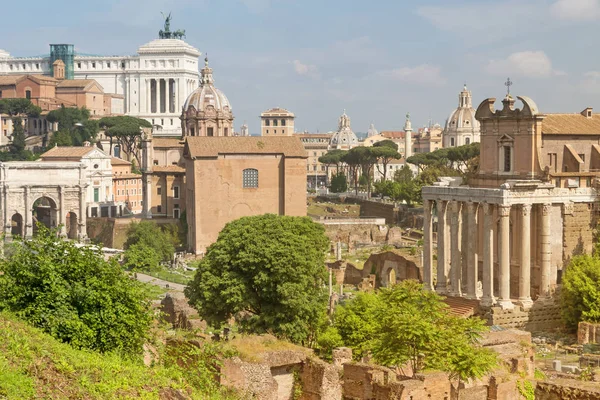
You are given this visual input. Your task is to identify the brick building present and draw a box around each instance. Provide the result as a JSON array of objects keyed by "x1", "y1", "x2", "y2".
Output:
[{"x1": 183, "y1": 136, "x2": 307, "y2": 254}]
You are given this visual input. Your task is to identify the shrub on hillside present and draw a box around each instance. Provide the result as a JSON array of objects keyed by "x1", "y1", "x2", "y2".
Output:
[{"x1": 0, "y1": 225, "x2": 153, "y2": 355}]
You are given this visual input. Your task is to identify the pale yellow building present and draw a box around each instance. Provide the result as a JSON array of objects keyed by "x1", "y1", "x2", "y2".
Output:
[{"x1": 260, "y1": 107, "x2": 295, "y2": 136}]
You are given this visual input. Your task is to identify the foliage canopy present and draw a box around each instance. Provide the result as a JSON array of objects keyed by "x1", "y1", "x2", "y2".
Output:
[
  {"x1": 185, "y1": 214, "x2": 330, "y2": 345},
  {"x1": 561, "y1": 254, "x2": 600, "y2": 330},
  {"x1": 331, "y1": 280, "x2": 496, "y2": 381},
  {"x1": 123, "y1": 220, "x2": 181, "y2": 271},
  {"x1": 0, "y1": 226, "x2": 154, "y2": 355}
]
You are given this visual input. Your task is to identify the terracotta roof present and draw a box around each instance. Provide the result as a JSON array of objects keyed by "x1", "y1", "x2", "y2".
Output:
[
  {"x1": 381, "y1": 131, "x2": 406, "y2": 139},
  {"x1": 153, "y1": 138, "x2": 184, "y2": 148},
  {"x1": 153, "y1": 165, "x2": 185, "y2": 173},
  {"x1": 185, "y1": 136, "x2": 307, "y2": 158},
  {"x1": 113, "y1": 173, "x2": 141, "y2": 179},
  {"x1": 542, "y1": 113, "x2": 600, "y2": 135},
  {"x1": 0, "y1": 75, "x2": 24, "y2": 85},
  {"x1": 40, "y1": 146, "x2": 98, "y2": 159},
  {"x1": 111, "y1": 157, "x2": 131, "y2": 166},
  {"x1": 293, "y1": 133, "x2": 333, "y2": 139},
  {"x1": 261, "y1": 107, "x2": 294, "y2": 115},
  {"x1": 56, "y1": 79, "x2": 97, "y2": 89}
]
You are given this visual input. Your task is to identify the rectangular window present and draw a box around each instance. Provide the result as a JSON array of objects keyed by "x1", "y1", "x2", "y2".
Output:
[
  {"x1": 93, "y1": 188, "x2": 99, "y2": 202},
  {"x1": 107, "y1": 62, "x2": 111, "y2": 68},
  {"x1": 207, "y1": 127, "x2": 214, "y2": 136},
  {"x1": 77, "y1": 62, "x2": 81, "y2": 68},
  {"x1": 503, "y1": 146, "x2": 511, "y2": 172},
  {"x1": 273, "y1": 119, "x2": 278, "y2": 126},
  {"x1": 173, "y1": 186, "x2": 180, "y2": 199},
  {"x1": 224, "y1": 128, "x2": 228, "y2": 136},
  {"x1": 450, "y1": 138, "x2": 455, "y2": 147},
  {"x1": 157, "y1": 187, "x2": 162, "y2": 195},
  {"x1": 587, "y1": 177, "x2": 592, "y2": 187},
  {"x1": 157, "y1": 205, "x2": 162, "y2": 213},
  {"x1": 281, "y1": 119, "x2": 286, "y2": 126},
  {"x1": 243, "y1": 168, "x2": 259, "y2": 188},
  {"x1": 92, "y1": 62, "x2": 96, "y2": 68},
  {"x1": 25, "y1": 90, "x2": 31, "y2": 100},
  {"x1": 265, "y1": 119, "x2": 270, "y2": 126},
  {"x1": 173, "y1": 208, "x2": 180, "y2": 219}
]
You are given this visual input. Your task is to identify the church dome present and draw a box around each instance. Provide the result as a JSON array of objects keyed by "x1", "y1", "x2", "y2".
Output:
[
  {"x1": 443, "y1": 85, "x2": 480, "y2": 146},
  {"x1": 444, "y1": 85, "x2": 480, "y2": 132},
  {"x1": 330, "y1": 111, "x2": 359, "y2": 149},
  {"x1": 367, "y1": 123, "x2": 378, "y2": 137},
  {"x1": 183, "y1": 57, "x2": 232, "y2": 113}
]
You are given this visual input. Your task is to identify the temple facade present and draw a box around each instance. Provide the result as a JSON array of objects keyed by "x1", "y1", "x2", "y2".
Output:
[{"x1": 422, "y1": 94, "x2": 599, "y2": 310}]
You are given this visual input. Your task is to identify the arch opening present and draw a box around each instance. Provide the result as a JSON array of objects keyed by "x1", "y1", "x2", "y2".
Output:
[
  {"x1": 10, "y1": 213, "x2": 23, "y2": 237},
  {"x1": 66, "y1": 211, "x2": 78, "y2": 239},
  {"x1": 32, "y1": 196, "x2": 58, "y2": 235}
]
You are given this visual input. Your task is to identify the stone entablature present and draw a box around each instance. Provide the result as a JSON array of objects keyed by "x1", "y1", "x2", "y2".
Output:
[{"x1": 0, "y1": 162, "x2": 87, "y2": 240}]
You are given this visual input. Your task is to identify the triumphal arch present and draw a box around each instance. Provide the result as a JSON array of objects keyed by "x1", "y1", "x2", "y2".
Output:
[{"x1": 0, "y1": 162, "x2": 87, "y2": 240}]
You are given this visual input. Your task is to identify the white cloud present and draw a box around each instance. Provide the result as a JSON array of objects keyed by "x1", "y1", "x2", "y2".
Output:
[
  {"x1": 292, "y1": 60, "x2": 319, "y2": 78},
  {"x1": 486, "y1": 51, "x2": 563, "y2": 78},
  {"x1": 580, "y1": 71, "x2": 600, "y2": 93},
  {"x1": 550, "y1": 0, "x2": 600, "y2": 21},
  {"x1": 378, "y1": 64, "x2": 445, "y2": 86}
]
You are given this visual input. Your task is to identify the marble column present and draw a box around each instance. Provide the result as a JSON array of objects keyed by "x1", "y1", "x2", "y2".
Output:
[
  {"x1": 24, "y1": 186, "x2": 32, "y2": 238},
  {"x1": 466, "y1": 202, "x2": 479, "y2": 299},
  {"x1": 518, "y1": 204, "x2": 533, "y2": 308},
  {"x1": 497, "y1": 204, "x2": 514, "y2": 309},
  {"x1": 540, "y1": 203, "x2": 552, "y2": 296},
  {"x1": 58, "y1": 186, "x2": 66, "y2": 237},
  {"x1": 78, "y1": 186, "x2": 87, "y2": 241},
  {"x1": 436, "y1": 200, "x2": 448, "y2": 293},
  {"x1": 450, "y1": 201, "x2": 463, "y2": 296},
  {"x1": 481, "y1": 203, "x2": 495, "y2": 306},
  {"x1": 423, "y1": 200, "x2": 434, "y2": 291},
  {"x1": 158, "y1": 78, "x2": 164, "y2": 114}
]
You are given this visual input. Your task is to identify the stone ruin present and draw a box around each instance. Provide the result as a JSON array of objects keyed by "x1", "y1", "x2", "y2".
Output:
[
  {"x1": 160, "y1": 292, "x2": 206, "y2": 331},
  {"x1": 578, "y1": 321, "x2": 600, "y2": 345},
  {"x1": 212, "y1": 328, "x2": 536, "y2": 400}
]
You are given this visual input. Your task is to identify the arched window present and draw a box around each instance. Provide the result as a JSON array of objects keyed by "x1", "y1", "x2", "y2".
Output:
[
  {"x1": 465, "y1": 137, "x2": 470, "y2": 145},
  {"x1": 243, "y1": 168, "x2": 258, "y2": 188}
]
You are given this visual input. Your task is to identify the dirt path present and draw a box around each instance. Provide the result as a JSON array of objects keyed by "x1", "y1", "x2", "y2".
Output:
[{"x1": 135, "y1": 273, "x2": 186, "y2": 292}]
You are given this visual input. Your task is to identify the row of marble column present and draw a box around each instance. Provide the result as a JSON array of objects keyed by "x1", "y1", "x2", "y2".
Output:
[
  {"x1": 422, "y1": 200, "x2": 552, "y2": 309},
  {"x1": 149, "y1": 78, "x2": 177, "y2": 114}
]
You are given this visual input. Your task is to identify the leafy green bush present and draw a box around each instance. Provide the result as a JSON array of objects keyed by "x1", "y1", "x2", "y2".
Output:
[
  {"x1": 561, "y1": 254, "x2": 600, "y2": 330},
  {"x1": 315, "y1": 326, "x2": 344, "y2": 361},
  {"x1": 330, "y1": 172, "x2": 348, "y2": 193},
  {"x1": 123, "y1": 220, "x2": 180, "y2": 271},
  {"x1": 185, "y1": 214, "x2": 329, "y2": 345},
  {"x1": 332, "y1": 280, "x2": 496, "y2": 381},
  {"x1": 0, "y1": 226, "x2": 153, "y2": 355}
]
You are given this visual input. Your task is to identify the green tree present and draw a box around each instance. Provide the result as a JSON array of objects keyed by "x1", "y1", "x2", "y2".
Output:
[
  {"x1": 185, "y1": 214, "x2": 330, "y2": 345},
  {"x1": 561, "y1": 254, "x2": 600, "y2": 330},
  {"x1": 334, "y1": 291, "x2": 380, "y2": 360},
  {"x1": 46, "y1": 106, "x2": 99, "y2": 146},
  {"x1": 333, "y1": 280, "x2": 496, "y2": 380},
  {"x1": 0, "y1": 225, "x2": 153, "y2": 355},
  {"x1": 0, "y1": 98, "x2": 42, "y2": 118},
  {"x1": 330, "y1": 172, "x2": 348, "y2": 193},
  {"x1": 372, "y1": 145, "x2": 401, "y2": 183},
  {"x1": 99, "y1": 116, "x2": 152, "y2": 165},
  {"x1": 10, "y1": 117, "x2": 26, "y2": 154},
  {"x1": 319, "y1": 149, "x2": 347, "y2": 175},
  {"x1": 123, "y1": 220, "x2": 179, "y2": 270},
  {"x1": 373, "y1": 139, "x2": 398, "y2": 151}
]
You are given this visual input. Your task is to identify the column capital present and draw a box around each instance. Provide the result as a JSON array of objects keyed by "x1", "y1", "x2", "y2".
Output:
[
  {"x1": 498, "y1": 204, "x2": 511, "y2": 217},
  {"x1": 465, "y1": 201, "x2": 478, "y2": 213},
  {"x1": 482, "y1": 202, "x2": 494, "y2": 215},
  {"x1": 520, "y1": 203, "x2": 532, "y2": 216},
  {"x1": 542, "y1": 203, "x2": 552, "y2": 216},
  {"x1": 451, "y1": 200, "x2": 462, "y2": 212}
]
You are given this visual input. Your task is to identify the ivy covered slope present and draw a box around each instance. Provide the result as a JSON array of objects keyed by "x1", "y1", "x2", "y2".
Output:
[{"x1": 0, "y1": 312, "x2": 230, "y2": 400}]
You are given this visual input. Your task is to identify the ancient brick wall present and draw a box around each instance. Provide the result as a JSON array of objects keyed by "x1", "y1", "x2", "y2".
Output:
[
  {"x1": 485, "y1": 298, "x2": 563, "y2": 331},
  {"x1": 299, "y1": 358, "x2": 342, "y2": 400},
  {"x1": 535, "y1": 379, "x2": 600, "y2": 400},
  {"x1": 562, "y1": 203, "x2": 596, "y2": 263},
  {"x1": 578, "y1": 321, "x2": 600, "y2": 344}
]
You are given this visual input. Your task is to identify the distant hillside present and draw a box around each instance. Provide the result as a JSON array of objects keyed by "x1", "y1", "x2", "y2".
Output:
[{"x1": 0, "y1": 312, "x2": 229, "y2": 400}]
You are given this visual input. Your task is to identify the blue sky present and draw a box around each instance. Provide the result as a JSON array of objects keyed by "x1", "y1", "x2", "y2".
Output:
[{"x1": 2, "y1": 0, "x2": 600, "y2": 134}]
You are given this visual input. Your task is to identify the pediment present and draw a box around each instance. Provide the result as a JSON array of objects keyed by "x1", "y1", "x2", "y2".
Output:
[
  {"x1": 497, "y1": 134, "x2": 514, "y2": 143},
  {"x1": 82, "y1": 148, "x2": 110, "y2": 160}
]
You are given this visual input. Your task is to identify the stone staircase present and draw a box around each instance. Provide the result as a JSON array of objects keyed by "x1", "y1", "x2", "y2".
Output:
[{"x1": 443, "y1": 296, "x2": 482, "y2": 318}]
